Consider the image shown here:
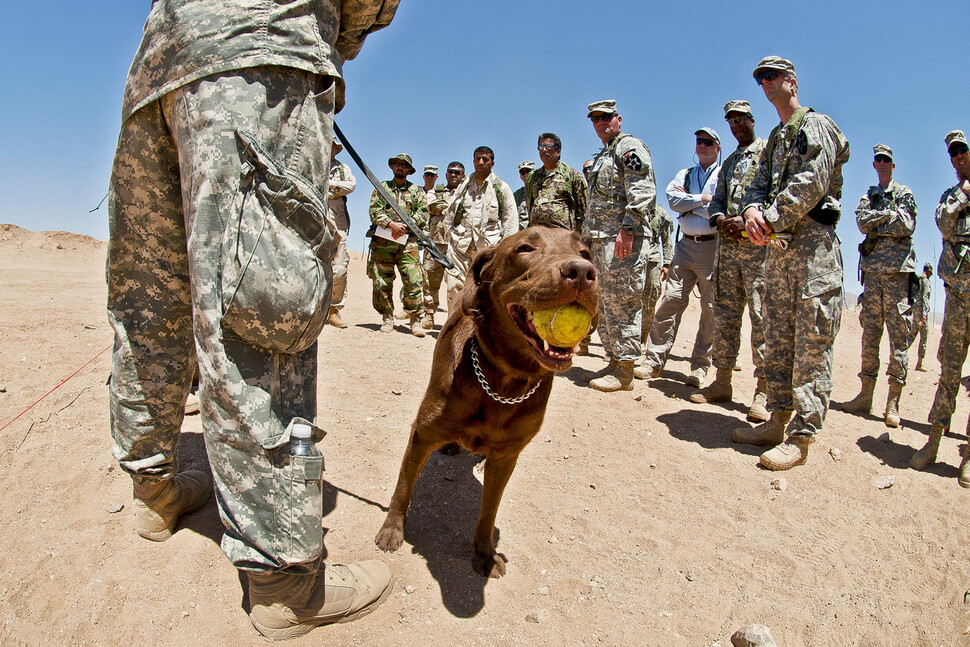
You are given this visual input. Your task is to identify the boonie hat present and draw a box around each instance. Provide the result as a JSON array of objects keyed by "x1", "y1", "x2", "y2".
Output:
[
  {"x1": 873, "y1": 144, "x2": 894, "y2": 161},
  {"x1": 423, "y1": 165, "x2": 438, "y2": 175},
  {"x1": 518, "y1": 161, "x2": 536, "y2": 172},
  {"x1": 694, "y1": 127, "x2": 720, "y2": 144},
  {"x1": 945, "y1": 130, "x2": 968, "y2": 152},
  {"x1": 587, "y1": 99, "x2": 618, "y2": 117},
  {"x1": 752, "y1": 56, "x2": 796, "y2": 81},
  {"x1": 723, "y1": 100, "x2": 753, "y2": 118},
  {"x1": 388, "y1": 153, "x2": 416, "y2": 175}
]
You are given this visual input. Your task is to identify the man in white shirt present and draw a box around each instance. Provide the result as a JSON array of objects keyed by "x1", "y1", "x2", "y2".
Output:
[{"x1": 638, "y1": 128, "x2": 721, "y2": 387}]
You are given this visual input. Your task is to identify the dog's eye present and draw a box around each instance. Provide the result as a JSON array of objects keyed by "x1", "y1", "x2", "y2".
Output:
[
  {"x1": 579, "y1": 249, "x2": 592, "y2": 261},
  {"x1": 515, "y1": 244, "x2": 536, "y2": 254}
]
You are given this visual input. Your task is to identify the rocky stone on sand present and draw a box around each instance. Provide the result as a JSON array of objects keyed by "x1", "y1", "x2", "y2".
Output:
[{"x1": 731, "y1": 624, "x2": 777, "y2": 647}]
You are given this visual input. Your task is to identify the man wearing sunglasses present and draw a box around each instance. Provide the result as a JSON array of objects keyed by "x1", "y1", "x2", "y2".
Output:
[
  {"x1": 422, "y1": 162, "x2": 466, "y2": 329},
  {"x1": 524, "y1": 132, "x2": 587, "y2": 233},
  {"x1": 583, "y1": 99, "x2": 657, "y2": 392},
  {"x1": 842, "y1": 145, "x2": 918, "y2": 428},
  {"x1": 734, "y1": 56, "x2": 850, "y2": 472},
  {"x1": 514, "y1": 161, "x2": 535, "y2": 231},
  {"x1": 638, "y1": 127, "x2": 721, "y2": 389},
  {"x1": 910, "y1": 131, "x2": 970, "y2": 482},
  {"x1": 689, "y1": 100, "x2": 768, "y2": 423}
]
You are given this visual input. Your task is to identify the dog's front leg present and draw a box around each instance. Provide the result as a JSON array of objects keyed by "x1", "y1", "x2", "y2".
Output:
[
  {"x1": 375, "y1": 429, "x2": 436, "y2": 552},
  {"x1": 472, "y1": 453, "x2": 519, "y2": 578}
]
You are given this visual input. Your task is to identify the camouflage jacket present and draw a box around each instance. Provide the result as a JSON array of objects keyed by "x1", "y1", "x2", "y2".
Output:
[
  {"x1": 327, "y1": 159, "x2": 356, "y2": 231},
  {"x1": 426, "y1": 184, "x2": 456, "y2": 244},
  {"x1": 647, "y1": 205, "x2": 674, "y2": 264},
  {"x1": 584, "y1": 133, "x2": 657, "y2": 240},
  {"x1": 743, "y1": 109, "x2": 850, "y2": 235},
  {"x1": 935, "y1": 183, "x2": 970, "y2": 293},
  {"x1": 915, "y1": 275, "x2": 932, "y2": 324},
  {"x1": 513, "y1": 187, "x2": 528, "y2": 231},
  {"x1": 123, "y1": 0, "x2": 400, "y2": 120},
  {"x1": 854, "y1": 180, "x2": 917, "y2": 274},
  {"x1": 368, "y1": 180, "x2": 428, "y2": 245},
  {"x1": 524, "y1": 162, "x2": 588, "y2": 233},
  {"x1": 710, "y1": 137, "x2": 766, "y2": 246}
]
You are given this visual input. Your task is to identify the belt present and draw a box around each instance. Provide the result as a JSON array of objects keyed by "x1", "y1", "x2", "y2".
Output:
[{"x1": 682, "y1": 234, "x2": 715, "y2": 242}]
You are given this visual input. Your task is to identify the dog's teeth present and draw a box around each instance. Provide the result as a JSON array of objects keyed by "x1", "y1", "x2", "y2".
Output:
[{"x1": 541, "y1": 339, "x2": 549, "y2": 352}]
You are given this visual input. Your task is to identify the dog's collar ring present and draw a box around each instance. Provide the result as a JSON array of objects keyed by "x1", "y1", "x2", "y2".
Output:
[{"x1": 470, "y1": 340, "x2": 541, "y2": 405}]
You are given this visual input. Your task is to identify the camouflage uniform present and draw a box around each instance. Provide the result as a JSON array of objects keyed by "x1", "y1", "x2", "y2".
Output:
[
  {"x1": 927, "y1": 182, "x2": 970, "y2": 430},
  {"x1": 514, "y1": 186, "x2": 529, "y2": 231},
  {"x1": 421, "y1": 184, "x2": 454, "y2": 315},
  {"x1": 328, "y1": 158, "x2": 356, "y2": 313},
  {"x1": 742, "y1": 108, "x2": 850, "y2": 436},
  {"x1": 584, "y1": 133, "x2": 657, "y2": 362},
  {"x1": 642, "y1": 206, "x2": 673, "y2": 342},
  {"x1": 108, "y1": 0, "x2": 398, "y2": 573},
  {"x1": 708, "y1": 137, "x2": 768, "y2": 376},
  {"x1": 915, "y1": 271, "x2": 932, "y2": 363},
  {"x1": 855, "y1": 180, "x2": 918, "y2": 385},
  {"x1": 368, "y1": 180, "x2": 429, "y2": 316},
  {"x1": 524, "y1": 161, "x2": 588, "y2": 232}
]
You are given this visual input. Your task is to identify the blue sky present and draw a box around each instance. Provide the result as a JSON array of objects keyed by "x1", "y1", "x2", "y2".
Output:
[{"x1": 1, "y1": 1, "x2": 967, "y2": 303}]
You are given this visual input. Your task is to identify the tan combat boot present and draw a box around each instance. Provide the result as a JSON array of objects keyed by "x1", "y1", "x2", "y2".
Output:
[
  {"x1": 685, "y1": 366, "x2": 707, "y2": 388},
  {"x1": 732, "y1": 410, "x2": 792, "y2": 446},
  {"x1": 421, "y1": 312, "x2": 434, "y2": 330},
  {"x1": 590, "y1": 360, "x2": 635, "y2": 392},
  {"x1": 841, "y1": 378, "x2": 876, "y2": 414},
  {"x1": 132, "y1": 470, "x2": 212, "y2": 542},
  {"x1": 379, "y1": 315, "x2": 394, "y2": 333},
  {"x1": 689, "y1": 367, "x2": 733, "y2": 404},
  {"x1": 584, "y1": 359, "x2": 617, "y2": 383},
  {"x1": 884, "y1": 381, "x2": 903, "y2": 428},
  {"x1": 409, "y1": 315, "x2": 426, "y2": 338},
  {"x1": 747, "y1": 376, "x2": 769, "y2": 422},
  {"x1": 327, "y1": 307, "x2": 347, "y2": 329},
  {"x1": 960, "y1": 445, "x2": 970, "y2": 489},
  {"x1": 760, "y1": 434, "x2": 813, "y2": 471},
  {"x1": 633, "y1": 362, "x2": 662, "y2": 380},
  {"x1": 248, "y1": 561, "x2": 393, "y2": 641},
  {"x1": 915, "y1": 359, "x2": 927, "y2": 372},
  {"x1": 909, "y1": 424, "x2": 945, "y2": 470}
]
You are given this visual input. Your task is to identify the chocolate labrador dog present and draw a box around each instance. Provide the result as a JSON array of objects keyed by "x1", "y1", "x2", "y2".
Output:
[{"x1": 375, "y1": 227, "x2": 598, "y2": 578}]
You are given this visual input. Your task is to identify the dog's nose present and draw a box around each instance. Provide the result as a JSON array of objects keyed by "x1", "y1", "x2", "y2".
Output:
[{"x1": 560, "y1": 259, "x2": 597, "y2": 290}]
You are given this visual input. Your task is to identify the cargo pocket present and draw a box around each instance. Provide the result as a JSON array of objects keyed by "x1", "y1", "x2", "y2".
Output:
[
  {"x1": 220, "y1": 130, "x2": 336, "y2": 354},
  {"x1": 802, "y1": 268, "x2": 842, "y2": 341},
  {"x1": 267, "y1": 417, "x2": 326, "y2": 563}
]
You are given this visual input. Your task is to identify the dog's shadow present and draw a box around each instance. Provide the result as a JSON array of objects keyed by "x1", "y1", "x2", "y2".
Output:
[{"x1": 399, "y1": 450, "x2": 494, "y2": 618}]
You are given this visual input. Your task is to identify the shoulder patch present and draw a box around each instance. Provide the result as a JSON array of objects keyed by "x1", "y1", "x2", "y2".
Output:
[
  {"x1": 795, "y1": 131, "x2": 808, "y2": 155},
  {"x1": 623, "y1": 150, "x2": 643, "y2": 172}
]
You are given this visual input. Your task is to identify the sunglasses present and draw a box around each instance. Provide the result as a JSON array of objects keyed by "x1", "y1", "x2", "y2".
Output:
[
  {"x1": 424, "y1": 172, "x2": 437, "y2": 176},
  {"x1": 446, "y1": 169, "x2": 463, "y2": 175},
  {"x1": 519, "y1": 169, "x2": 532, "y2": 175},
  {"x1": 874, "y1": 155, "x2": 893, "y2": 163},
  {"x1": 696, "y1": 138, "x2": 717, "y2": 147},
  {"x1": 726, "y1": 116, "x2": 749, "y2": 126},
  {"x1": 589, "y1": 113, "x2": 615, "y2": 123},
  {"x1": 755, "y1": 70, "x2": 782, "y2": 86},
  {"x1": 950, "y1": 145, "x2": 969, "y2": 158},
  {"x1": 538, "y1": 144, "x2": 558, "y2": 151}
]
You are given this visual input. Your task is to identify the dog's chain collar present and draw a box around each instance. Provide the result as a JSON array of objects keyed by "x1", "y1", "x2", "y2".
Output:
[{"x1": 470, "y1": 340, "x2": 541, "y2": 405}]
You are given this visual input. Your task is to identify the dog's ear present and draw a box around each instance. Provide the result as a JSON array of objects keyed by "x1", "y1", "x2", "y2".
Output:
[{"x1": 461, "y1": 246, "x2": 497, "y2": 315}]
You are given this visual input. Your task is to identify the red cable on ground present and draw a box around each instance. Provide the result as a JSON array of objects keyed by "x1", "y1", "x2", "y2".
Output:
[{"x1": 0, "y1": 343, "x2": 112, "y2": 435}]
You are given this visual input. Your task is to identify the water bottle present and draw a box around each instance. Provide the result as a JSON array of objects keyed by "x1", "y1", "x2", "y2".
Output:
[{"x1": 289, "y1": 423, "x2": 321, "y2": 458}]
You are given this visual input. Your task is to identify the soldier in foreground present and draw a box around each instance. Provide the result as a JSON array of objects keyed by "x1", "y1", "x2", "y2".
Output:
[
  {"x1": 734, "y1": 56, "x2": 850, "y2": 471},
  {"x1": 106, "y1": 1, "x2": 399, "y2": 640},
  {"x1": 910, "y1": 131, "x2": 970, "y2": 484},
  {"x1": 842, "y1": 144, "x2": 918, "y2": 428},
  {"x1": 690, "y1": 100, "x2": 768, "y2": 422},
  {"x1": 327, "y1": 141, "x2": 357, "y2": 329},
  {"x1": 913, "y1": 262, "x2": 933, "y2": 372}
]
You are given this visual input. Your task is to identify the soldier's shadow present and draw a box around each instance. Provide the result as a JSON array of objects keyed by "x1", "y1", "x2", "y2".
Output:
[
  {"x1": 857, "y1": 434, "x2": 961, "y2": 479},
  {"x1": 657, "y1": 408, "x2": 761, "y2": 455}
]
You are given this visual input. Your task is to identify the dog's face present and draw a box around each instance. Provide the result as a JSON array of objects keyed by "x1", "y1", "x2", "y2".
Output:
[{"x1": 463, "y1": 227, "x2": 599, "y2": 372}]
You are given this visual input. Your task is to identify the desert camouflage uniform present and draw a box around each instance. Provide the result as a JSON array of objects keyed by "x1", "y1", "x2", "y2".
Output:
[
  {"x1": 368, "y1": 180, "x2": 429, "y2": 316},
  {"x1": 108, "y1": 0, "x2": 398, "y2": 573},
  {"x1": 514, "y1": 186, "x2": 529, "y2": 231},
  {"x1": 928, "y1": 184, "x2": 970, "y2": 429},
  {"x1": 855, "y1": 180, "x2": 918, "y2": 385},
  {"x1": 915, "y1": 272, "x2": 932, "y2": 362},
  {"x1": 742, "y1": 109, "x2": 850, "y2": 436},
  {"x1": 328, "y1": 159, "x2": 356, "y2": 312},
  {"x1": 709, "y1": 137, "x2": 768, "y2": 376},
  {"x1": 421, "y1": 184, "x2": 454, "y2": 315},
  {"x1": 584, "y1": 133, "x2": 657, "y2": 362},
  {"x1": 642, "y1": 205, "x2": 673, "y2": 342},
  {"x1": 524, "y1": 161, "x2": 588, "y2": 232}
]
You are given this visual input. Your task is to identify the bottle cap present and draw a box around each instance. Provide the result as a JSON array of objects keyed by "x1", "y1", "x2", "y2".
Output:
[{"x1": 291, "y1": 423, "x2": 312, "y2": 440}]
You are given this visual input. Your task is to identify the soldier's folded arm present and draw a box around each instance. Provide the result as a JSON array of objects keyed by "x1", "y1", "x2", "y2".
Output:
[
  {"x1": 854, "y1": 195, "x2": 891, "y2": 231},
  {"x1": 935, "y1": 188, "x2": 969, "y2": 237},
  {"x1": 764, "y1": 122, "x2": 837, "y2": 233},
  {"x1": 329, "y1": 171, "x2": 356, "y2": 198},
  {"x1": 878, "y1": 190, "x2": 917, "y2": 237}
]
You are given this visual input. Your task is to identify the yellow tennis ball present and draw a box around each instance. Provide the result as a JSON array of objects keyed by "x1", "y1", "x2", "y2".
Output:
[{"x1": 532, "y1": 304, "x2": 592, "y2": 348}]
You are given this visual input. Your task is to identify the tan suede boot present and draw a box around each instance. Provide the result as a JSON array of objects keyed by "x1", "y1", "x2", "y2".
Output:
[
  {"x1": 884, "y1": 381, "x2": 903, "y2": 428},
  {"x1": 132, "y1": 470, "x2": 212, "y2": 542},
  {"x1": 690, "y1": 367, "x2": 733, "y2": 403},
  {"x1": 633, "y1": 362, "x2": 662, "y2": 380},
  {"x1": 409, "y1": 315, "x2": 426, "y2": 338},
  {"x1": 732, "y1": 410, "x2": 792, "y2": 446},
  {"x1": 760, "y1": 434, "x2": 813, "y2": 471},
  {"x1": 379, "y1": 315, "x2": 394, "y2": 333},
  {"x1": 909, "y1": 424, "x2": 944, "y2": 470},
  {"x1": 327, "y1": 307, "x2": 347, "y2": 329},
  {"x1": 249, "y1": 561, "x2": 393, "y2": 641},
  {"x1": 421, "y1": 312, "x2": 434, "y2": 330},
  {"x1": 841, "y1": 378, "x2": 876, "y2": 414},
  {"x1": 747, "y1": 377, "x2": 769, "y2": 422},
  {"x1": 590, "y1": 360, "x2": 635, "y2": 392},
  {"x1": 584, "y1": 359, "x2": 617, "y2": 383}
]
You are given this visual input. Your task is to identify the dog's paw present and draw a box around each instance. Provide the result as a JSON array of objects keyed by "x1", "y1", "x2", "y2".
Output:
[
  {"x1": 375, "y1": 524, "x2": 404, "y2": 552},
  {"x1": 472, "y1": 550, "x2": 507, "y2": 578}
]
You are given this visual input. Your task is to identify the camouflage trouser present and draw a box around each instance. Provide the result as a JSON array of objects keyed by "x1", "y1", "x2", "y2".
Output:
[
  {"x1": 712, "y1": 239, "x2": 766, "y2": 376},
  {"x1": 640, "y1": 261, "x2": 662, "y2": 344},
  {"x1": 928, "y1": 286, "x2": 970, "y2": 429},
  {"x1": 421, "y1": 244, "x2": 446, "y2": 314},
  {"x1": 763, "y1": 225, "x2": 842, "y2": 436},
  {"x1": 858, "y1": 271, "x2": 914, "y2": 385},
  {"x1": 330, "y1": 226, "x2": 350, "y2": 310},
  {"x1": 370, "y1": 238, "x2": 424, "y2": 316},
  {"x1": 644, "y1": 237, "x2": 715, "y2": 371},
  {"x1": 917, "y1": 320, "x2": 929, "y2": 361},
  {"x1": 108, "y1": 67, "x2": 334, "y2": 574},
  {"x1": 590, "y1": 236, "x2": 649, "y2": 362}
]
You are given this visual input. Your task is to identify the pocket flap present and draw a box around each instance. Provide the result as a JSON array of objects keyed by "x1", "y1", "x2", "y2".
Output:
[{"x1": 802, "y1": 269, "x2": 842, "y2": 299}]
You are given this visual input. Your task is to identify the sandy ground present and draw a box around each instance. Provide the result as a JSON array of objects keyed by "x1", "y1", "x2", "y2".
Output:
[{"x1": 1, "y1": 223, "x2": 969, "y2": 646}]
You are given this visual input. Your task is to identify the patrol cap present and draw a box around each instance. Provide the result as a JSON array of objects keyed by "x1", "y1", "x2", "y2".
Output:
[
  {"x1": 423, "y1": 165, "x2": 438, "y2": 175},
  {"x1": 924, "y1": 262, "x2": 934, "y2": 274},
  {"x1": 872, "y1": 144, "x2": 893, "y2": 161},
  {"x1": 694, "y1": 127, "x2": 720, "y2": 144},
  {"x1": 945, "y1": 130, "x2": 968, "y2": 152},
  {"x1": 587, "y1": 99, "x2": 618, "y2": 117},
  {"x1": 723, "y1": 100, "x2": 753, "y2": 118},
  {"x1": 388, "y1": 153, "x2": 416, "y2": 175},
  {"x1": 752, "y1": 56, "x2": 796, "y2": 81},
  {"x1": 518, "y1": 161, "x2": 536, "y2": 172}
]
